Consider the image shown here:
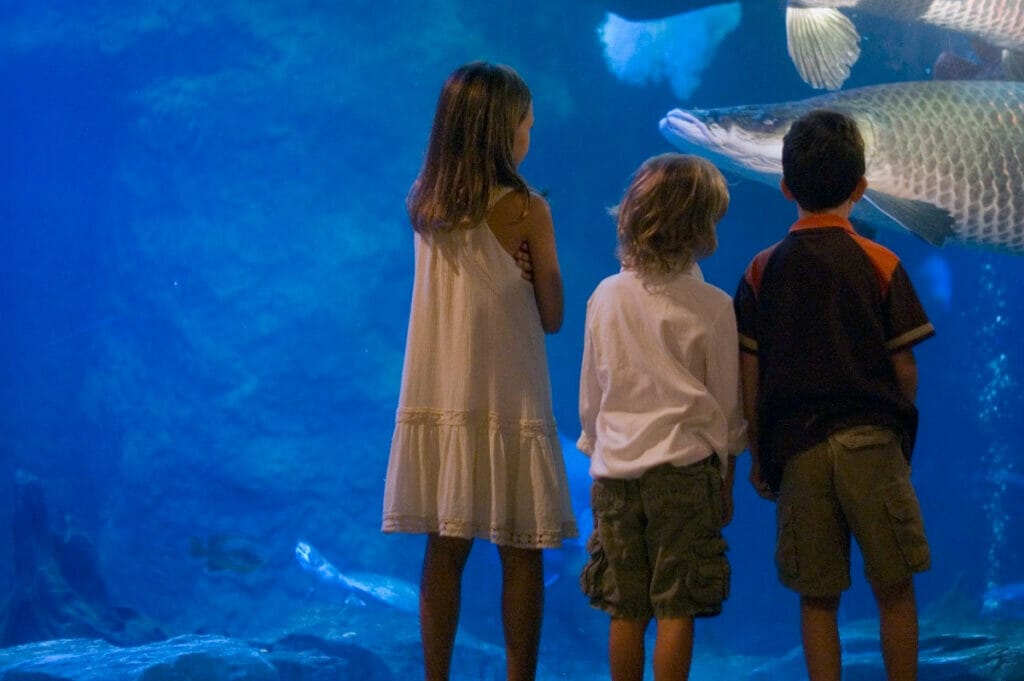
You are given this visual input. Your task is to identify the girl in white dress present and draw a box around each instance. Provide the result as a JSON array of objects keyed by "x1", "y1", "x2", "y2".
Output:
[{"x1": 382, "y1": 61, "x2": 577, "y2": 681}]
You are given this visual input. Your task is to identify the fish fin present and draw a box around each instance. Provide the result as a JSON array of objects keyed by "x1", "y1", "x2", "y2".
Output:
[
  {"x1": 785, "y1": 5, "x2": 860, "y2": 90},
  {"x1": 1002, "y1": 50, "x2": 1024, "y2": 81},
  {"x1": 932, "y1": 50, "x2": 984, "y2": 81},
  {"x1": 970, "y1": 39, "x2": 1004, "y2": 66},
  {"x1": 933, "y1": 40, "x2": 1017, "y2": 81},
  {"x1": 863, "y1": 191, "x2": 956, "y2": 247}
]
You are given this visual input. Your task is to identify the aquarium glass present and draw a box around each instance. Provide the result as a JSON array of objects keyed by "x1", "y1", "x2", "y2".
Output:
[{"x1": 1, "y1": 2, "x2": 1023, "y2": 679}]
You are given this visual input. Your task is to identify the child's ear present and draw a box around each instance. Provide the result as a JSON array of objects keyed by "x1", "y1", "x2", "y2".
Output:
[
  {"x1": 851, "y1": 176, "x2": 868, "y2": 202},
  {"x1": 779, "y1": 179, "x2": 795, "y2": 202}
]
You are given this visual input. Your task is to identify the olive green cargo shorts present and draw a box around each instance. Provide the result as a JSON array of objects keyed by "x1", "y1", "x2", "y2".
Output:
[
  {"x1": 776, "y1": 425, "x2": 931, "y2": 597},
  {"x1": 579, "y1": 458, "x2": 729, "y2": 620}
]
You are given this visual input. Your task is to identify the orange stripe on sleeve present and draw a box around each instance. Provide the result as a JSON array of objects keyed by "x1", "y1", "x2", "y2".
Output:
[
  {"x1": 851, "y1": 234, "x2": 900, "y2": 298},
  {"x1": 745, "y1": 245, "x2": 778, "y2": 295}
]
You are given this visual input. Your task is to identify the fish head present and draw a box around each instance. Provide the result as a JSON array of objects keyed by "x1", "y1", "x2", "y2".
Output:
[{"x1": 660, "y1": 105, "x2": 802, "y2": 182}]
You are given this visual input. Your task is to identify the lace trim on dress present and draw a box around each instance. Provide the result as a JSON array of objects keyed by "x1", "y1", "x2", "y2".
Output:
[
  {"x1": 395, "y1": 407, "x2": 557, "y2": 438},
  {"x1": 381, "y1": 514, "x2": 574, "y2": 550},
  {"x1": 385, "y1": 407, "x2": 577, "y2": 548}
]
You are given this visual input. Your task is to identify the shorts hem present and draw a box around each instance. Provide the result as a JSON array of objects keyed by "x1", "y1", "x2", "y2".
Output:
[{"x1": 590, "y1": 601, "x2": 652, "y2": 622}]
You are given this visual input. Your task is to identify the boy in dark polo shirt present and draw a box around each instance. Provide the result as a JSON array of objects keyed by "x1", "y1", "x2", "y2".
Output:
[{"x1": 734, "y1": 110, "x2": 934, "y2": 681}]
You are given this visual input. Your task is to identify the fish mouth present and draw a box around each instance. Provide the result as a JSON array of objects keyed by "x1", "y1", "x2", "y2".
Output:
[
  {"x1": 660, "y1": 110, "x2": 718, "y2": 148},
  {"x1": 660, "y1": 109, "x2": 785, "y2": 177}
]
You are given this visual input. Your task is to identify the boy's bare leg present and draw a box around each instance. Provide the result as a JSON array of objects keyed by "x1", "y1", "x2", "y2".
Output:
[
  {"x1": 653, "y1": 617, "x2": 694, "y2": 681},
  {"x1": 873, "y1": 578, "x2": 918, "y2": 681},
  {"x1": 497, "y1": 545, "x2": 544, "y2": 681},
  {"x1": 421, "y1": 534, "x2": 472, "y2": 681},
  {"x1": 801, "y1": 594, "x2": 842, "y2": 681},
  {"x1": 609, "y1": 618, "x2": 647, "y2": 681}
]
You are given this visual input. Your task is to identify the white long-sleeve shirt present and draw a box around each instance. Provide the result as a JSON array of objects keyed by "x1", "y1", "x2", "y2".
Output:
[{"x1": 578, "y1": 264, "x2": 747, "y2": 479}]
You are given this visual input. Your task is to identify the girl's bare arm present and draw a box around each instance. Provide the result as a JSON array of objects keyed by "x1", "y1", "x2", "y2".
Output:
[{"x1": 523, "y1": 195, "x2": 563, "y2": 333}]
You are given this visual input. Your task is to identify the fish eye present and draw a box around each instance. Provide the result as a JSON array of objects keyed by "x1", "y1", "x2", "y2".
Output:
[{"x1": 752, "y1": 111, "x2": 775, "y2": 127}]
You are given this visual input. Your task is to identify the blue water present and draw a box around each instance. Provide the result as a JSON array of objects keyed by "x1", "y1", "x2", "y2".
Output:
[{"x1": 1, "y1": 2, "x2": 1023, "y2": 680}]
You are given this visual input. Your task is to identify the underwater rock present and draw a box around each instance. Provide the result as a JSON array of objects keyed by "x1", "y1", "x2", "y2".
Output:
[
  {"x1": 0, "y1": 471, "x2": 165, "y2": 647},
  {"x1": 745, "y1": 613, "x2": 1024, "y2": 681},
  {"x1": 260, "y1": 633, "x2": 396, "y2": 681},
  {"x1": 0, "y1": 635, "x2": 276, "y2": 681},
  {"x1": 0, "y1": 634, "x2": 399, "y2": 681}
]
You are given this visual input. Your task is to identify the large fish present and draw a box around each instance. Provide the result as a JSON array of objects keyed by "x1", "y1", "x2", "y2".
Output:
[
  {"x1": 659, "y1": 80, "x2": 1024, "y2": 253},
  {"x1": 786, "y1": 0, "x2": 1024, "y2": 89}
]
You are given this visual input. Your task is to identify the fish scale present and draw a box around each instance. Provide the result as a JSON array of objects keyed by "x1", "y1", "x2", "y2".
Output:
[{"x1": 659, "y1": 80, "x2": 1024, "y2": 253}]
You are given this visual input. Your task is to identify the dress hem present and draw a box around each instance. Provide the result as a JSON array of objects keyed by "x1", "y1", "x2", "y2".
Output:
[{"x1": 382, "y1": 514, "x2": 578, "y2": 549}]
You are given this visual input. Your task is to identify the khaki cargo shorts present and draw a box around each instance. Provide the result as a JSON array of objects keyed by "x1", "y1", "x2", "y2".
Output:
[
  {"x1": 579, "y1": 458, "x2": 730, "y2": 620},
  {"x1": 776, "y1": 425, "x2": 931, "y2": 597}
]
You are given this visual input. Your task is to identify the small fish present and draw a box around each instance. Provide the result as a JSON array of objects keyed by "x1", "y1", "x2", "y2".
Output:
[
  {"x1": 659, "y1": 80, "x2": 1024, "y2": 253},
  {"x1": 189, "y1": 533, "x2": 265, "y2": 573},
  {"x1": 785, "y1": 0, "x2": 1024, "y2": 89},
  {"x1": 295, "y1": 540, "x2": 419, "y2": 614}
]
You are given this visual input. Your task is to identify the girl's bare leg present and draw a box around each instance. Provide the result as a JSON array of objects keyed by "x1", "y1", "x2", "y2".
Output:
[
  {"x1": 421, "y1": 534, "x2": 472, "y2": 681},
  {"x1": 497, "y1": 545, "x2": 544, "y2": 681}
]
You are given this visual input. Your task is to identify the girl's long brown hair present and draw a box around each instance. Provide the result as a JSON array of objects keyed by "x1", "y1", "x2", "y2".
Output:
[{"x1": 408, "y1": 62, "x2": 531, "y2": 233}]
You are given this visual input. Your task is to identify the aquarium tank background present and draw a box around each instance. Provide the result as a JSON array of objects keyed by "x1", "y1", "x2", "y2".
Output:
[{"x1": 1, "y1": 1, "x2": 1023, "y2": 679}]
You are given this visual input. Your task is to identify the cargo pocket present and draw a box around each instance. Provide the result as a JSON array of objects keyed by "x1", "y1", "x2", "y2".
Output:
[
  {"x1": 704, "y1": 460, "x2": 724, "y2": 526},
  {"x1": 687, "y1": 536, "x2": 730, "y2": 612},
  {"x1": 776, "y1": 503, "x2": 799, "y2": 583},
  {"x1": 884, "y1": 496, "x2": 930, "y2": 573},
  {"x1": 833, "y1": 425, "x2": 897, "y2": 450},
  {"x1": 579, "y1": 532, "x2": 608, "y2": 600}
]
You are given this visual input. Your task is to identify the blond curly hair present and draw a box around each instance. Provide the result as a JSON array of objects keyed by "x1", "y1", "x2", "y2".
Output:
[{"x1": 613, "y1": 153, "x2": 728, "y2": 276}]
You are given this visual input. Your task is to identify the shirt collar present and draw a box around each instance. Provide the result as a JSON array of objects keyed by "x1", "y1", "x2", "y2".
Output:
[
  {"x1": 620, "y1": 261, "x2": 704, "y2": 283},
  {"x1": 789, "y1": 213, "x2": 856, "y2": 235}
]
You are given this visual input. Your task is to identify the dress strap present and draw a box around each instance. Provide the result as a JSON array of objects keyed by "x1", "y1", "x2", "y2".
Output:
[{"x1": 487, "y1": 186, "x2": 516, "y2": 209}]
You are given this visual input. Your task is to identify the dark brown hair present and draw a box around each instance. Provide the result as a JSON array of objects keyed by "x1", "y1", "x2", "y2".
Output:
[{"x1": 782, "y1": 109, "x2": 865, "y2": 212}]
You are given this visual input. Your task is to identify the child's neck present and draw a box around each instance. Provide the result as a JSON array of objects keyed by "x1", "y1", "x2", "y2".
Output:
[{"x1": 796, "y1": 200, "x2": 854, "y2": 220}]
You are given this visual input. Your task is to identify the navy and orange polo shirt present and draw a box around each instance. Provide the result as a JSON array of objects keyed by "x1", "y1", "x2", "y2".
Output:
[{"x1": 734, "y1": 214, "x2": 935, "y2": 492}]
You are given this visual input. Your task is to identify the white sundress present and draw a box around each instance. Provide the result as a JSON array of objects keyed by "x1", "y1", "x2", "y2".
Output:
[{"x1": 382, "y1": 189, "x2": 578, "y2": 549}]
